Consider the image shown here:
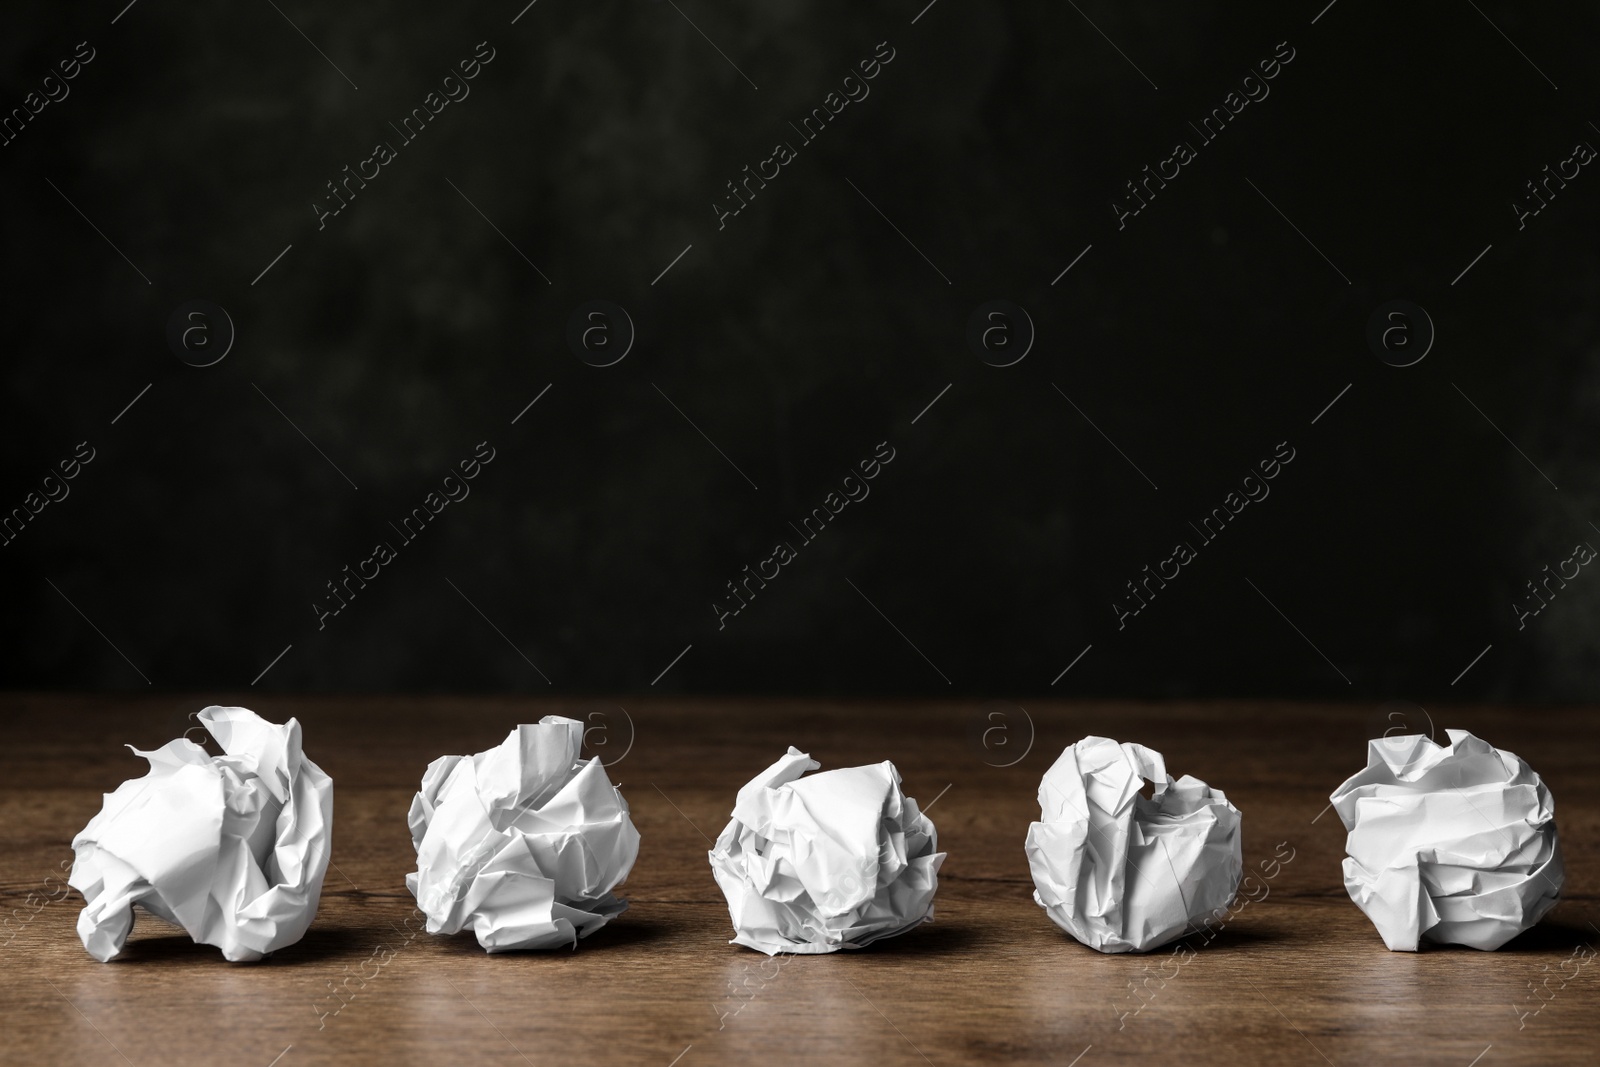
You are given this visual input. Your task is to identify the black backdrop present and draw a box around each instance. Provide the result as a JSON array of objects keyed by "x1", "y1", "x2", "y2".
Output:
[{"x1": 3, "y1": 1, "x2": 1597, "y2": 700}]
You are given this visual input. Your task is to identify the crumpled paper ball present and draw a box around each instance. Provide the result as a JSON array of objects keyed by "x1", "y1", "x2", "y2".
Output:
[
  {"x1": 70, "y1": 706, "x2": 333, "y2": 962},
  {"x1": 708, "y1": 746, "x2": 944, "y2": 954},
  {"x1": 1330, "y1": 729, "x2": 1563, "y2": 951},
  {"x1": 1025, "y1": 736, "x2": 1242, "y2": 953},
  {"x1": 406, "y1": 716, "x2": 640, "y2": 951}
]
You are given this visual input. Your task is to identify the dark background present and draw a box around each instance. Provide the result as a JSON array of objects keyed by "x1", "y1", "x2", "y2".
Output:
[{"x1": 2, "y1": 1, "x2": 1596, "y2": 700}]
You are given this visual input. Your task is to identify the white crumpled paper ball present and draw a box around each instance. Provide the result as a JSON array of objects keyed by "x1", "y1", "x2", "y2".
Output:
[
  {"x1": 1025, "y1": 736, "x2": 1242, "y2": 953},
  {"x1": 709, "y1": 746, "x2": 944, "y2": 954},
  {"x1": 1330, "y1": 729, "x2": 1563, "y2": 951},
  {"x1": 70, "y1": 706, "x2": 334, "y2": 962},
  {"x1": 406, "y1": 716, "x2": 640, "y2": 951}
]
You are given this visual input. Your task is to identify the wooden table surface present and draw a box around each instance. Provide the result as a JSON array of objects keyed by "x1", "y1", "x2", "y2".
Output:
[{"x1": 2, "y1": 695, "x2": 1596, "y2": 1066}]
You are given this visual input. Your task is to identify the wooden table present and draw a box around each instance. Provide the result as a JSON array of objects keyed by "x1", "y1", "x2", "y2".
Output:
[{"x1": 2, "y1": 695, "x2": 1595, "y2": 1066}]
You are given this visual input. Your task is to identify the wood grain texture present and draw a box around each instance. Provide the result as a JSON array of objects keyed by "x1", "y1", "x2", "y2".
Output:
[{"x1": 1, "y1": 695, "x2": 1596, "y2": 1066}]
